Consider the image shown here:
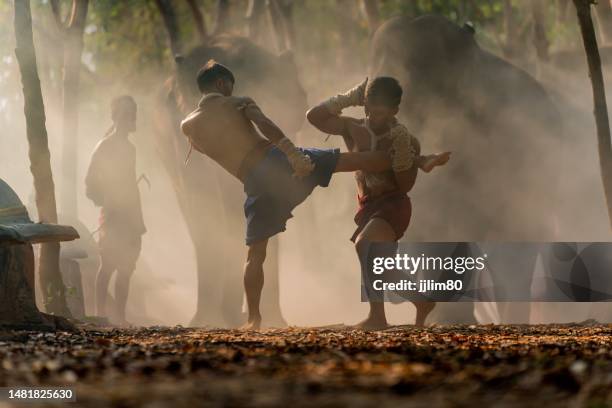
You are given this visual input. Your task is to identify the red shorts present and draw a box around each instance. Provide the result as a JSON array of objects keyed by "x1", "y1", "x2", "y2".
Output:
[{"x1": 350, "y1": 191, "x2": 412, "y2": 242}]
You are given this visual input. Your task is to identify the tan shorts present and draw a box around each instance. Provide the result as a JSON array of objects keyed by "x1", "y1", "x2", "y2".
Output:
[{"x1": 98, "y1": 225, "x2": 142, "y2": 271}]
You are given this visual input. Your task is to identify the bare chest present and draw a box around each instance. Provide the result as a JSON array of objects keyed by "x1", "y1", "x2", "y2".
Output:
[{"x1": 346, "y1": 121, "x2": 393, "y2": 153}]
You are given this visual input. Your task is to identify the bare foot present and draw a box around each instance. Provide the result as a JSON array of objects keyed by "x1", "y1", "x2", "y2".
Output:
[
  {"x1": 240, "y1": 316, "x2": 262, "y2": 330},
  {"x1": 414, "y1": 302, "x2": 435, "y2": 327},
  {"x1": 355, "y1": 316, "x2": 390, "y2": 331},
  {"x1": 421, "y1": 152, "x2": 451, "y2": 173}
]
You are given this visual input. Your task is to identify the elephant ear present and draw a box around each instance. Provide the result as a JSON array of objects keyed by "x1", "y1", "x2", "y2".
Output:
[
  {"x1": 278, "y1": 50, "x2": 297, "y2": 70},
  {"x1": 278, "y1": 49, "x2": 294, "y2": 63}
]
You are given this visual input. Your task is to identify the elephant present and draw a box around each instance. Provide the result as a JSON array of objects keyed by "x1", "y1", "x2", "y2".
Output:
[
  {"x1": 153, "y1": 34, "x2": 307, "y2": 327},
  {"x1": 369, "y1": 15, "x2": 569, "y2": 324}
]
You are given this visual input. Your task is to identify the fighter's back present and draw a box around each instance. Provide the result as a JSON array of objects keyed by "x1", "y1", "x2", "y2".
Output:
[{"x1": 181, "y1": 94, "x2": 268, "y2": 179}]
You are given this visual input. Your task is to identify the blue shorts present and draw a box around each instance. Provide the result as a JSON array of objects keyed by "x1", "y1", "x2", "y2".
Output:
[{"x1": 243, "y1": 147, "x2": 340, "y2": 245}]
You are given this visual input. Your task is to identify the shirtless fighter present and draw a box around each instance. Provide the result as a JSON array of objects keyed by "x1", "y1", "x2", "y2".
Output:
[
  {"x1": 307, "y1": 77, "x2": 450, "y2": 329},
  {"x1": 85, "y1": 95, "x2": 146, "y2": 325},
  {"x1": 181, "y1": 60, "x2": 404, "y2": 329}
]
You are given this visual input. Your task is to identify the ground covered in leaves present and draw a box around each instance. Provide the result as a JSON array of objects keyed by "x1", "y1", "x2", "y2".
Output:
[{"x1": 0, "y1": 324, "x2": 611, "y2": 407}]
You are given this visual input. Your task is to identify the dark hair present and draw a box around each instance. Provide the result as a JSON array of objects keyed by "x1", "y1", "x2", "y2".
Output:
[
  {"x1": 111, "y1": 95, "x2": 136, "y2": 116},
  {"x1": 365, "y1": 77, "x2": 402, "y2": 108},
  {"x1": 106, "y1": 95, "x2": 136, "y2": 136},
  {"x1": 196, "y1": 59, "x2": 235, "y2": 93}
]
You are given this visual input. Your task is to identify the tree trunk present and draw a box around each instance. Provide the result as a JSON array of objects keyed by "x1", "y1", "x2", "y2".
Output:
[
  {"x1": 361, "y1": 0, "x2": 380, "y2": 34},
  {"x1": 155, "y1": 0, "x2": 182, "y2": 56},
  {"x1": 503, "y1": 0, "x2": 519, "y2": 59},
  {"x1": 277, "y1": 0, "x2": 295, "y2": 51},
  {"x1": 335, "y1": 0, "x2": 358, "y2": 70},
  {"x1": 595, "y1": 0, "x2": 612, "y2": 43},
  {"x1": 14, "y1": 0, "x2": 71, "y2": 318},
  {"x1": 246, "y1": 0, "x2": 266, "y2": 41},
  {"x1": 213, "y1": 0, "x2": 230, "y2": 35},
  {"x1": 573, "y1": 0, "x2": 612, "y2": 230},
  {"x1": 267, "y1": 0, "x2": 288, "y2": 52},
  {"x1": 531, "y1": 0, "x2": 550, "y2": 63},
  {"x1": 59, "y1": 0, "x2": 89, "y2": 219},
  {"x1": 458, "y1": 0, "x2": 468, "y2": 22},
  {"x1": 185, "y1": 0, "x2": 207, "y2": 43}
]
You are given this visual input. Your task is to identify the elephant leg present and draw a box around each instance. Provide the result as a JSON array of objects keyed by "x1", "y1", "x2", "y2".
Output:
[
  {"x1": 220, "y1": 184, "x2": 248, "y2": 327},
  {"x1": 497, "y1": 302, "x2": 531, "y2": 324},
  {"x1": 190, "y1": 229, "x2": 227, "y2": 328},
  {"x1": 490, "y1": 245, "x2": 539, "y2": 324},
  {"x1": 186, "y1": 188, "x2": 227, "y2": 327},
  {"x1": 211, "y1": 167, "x2": 248, "y2": 327},
  {"x1": 426, "y1": 243, "x2": 478, "y2": 325},
  {"x1": 429, "y1": 303, "x2": 478, "y2": 324},
  {"x1": 220, "y1": 230, "x2": 247, "y2": 327}
]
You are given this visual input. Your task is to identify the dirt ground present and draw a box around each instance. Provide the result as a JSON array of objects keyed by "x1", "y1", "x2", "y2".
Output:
[{"x1": 0, "y1": 323, "x2": 611, "y2": 407}]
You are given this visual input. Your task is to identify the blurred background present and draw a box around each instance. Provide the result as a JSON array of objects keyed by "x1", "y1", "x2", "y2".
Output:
[{"x1": 1, "y1": 0, "x2": 611, "y2": 327}]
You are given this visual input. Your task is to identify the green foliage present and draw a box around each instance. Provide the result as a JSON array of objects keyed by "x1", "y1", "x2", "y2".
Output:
[{"x1": 0, "y1": 0, "x2": 588, "y2": 115}]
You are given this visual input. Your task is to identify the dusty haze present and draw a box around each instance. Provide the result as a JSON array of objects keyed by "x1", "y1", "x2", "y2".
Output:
[{"x1": 1, "y1": 3, "x2": 610, "y2": 327}]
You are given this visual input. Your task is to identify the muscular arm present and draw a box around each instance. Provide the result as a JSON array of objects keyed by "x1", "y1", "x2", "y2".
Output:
[
  {"x1": 306, "y1": 103, "x2": 352, "y2": 136},
  {"x1": 239, "y1": 97, "x2": 314, "y2": 177},
  {"x1": 239, "y1": 98, "x2": 287, "y2": 144},
  {"x1": 306, "y1": 78, "x2": 368, "y2": 140},
  {"x1": 390, "y1": 126, "x2": 421, "y2": 194}
]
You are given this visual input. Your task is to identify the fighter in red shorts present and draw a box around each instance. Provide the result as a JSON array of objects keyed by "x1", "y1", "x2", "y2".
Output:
[{"x1": 307, "y1": 77, "x2": 451, "y2": 329}]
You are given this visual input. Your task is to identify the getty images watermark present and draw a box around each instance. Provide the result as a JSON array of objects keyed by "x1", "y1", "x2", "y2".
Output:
[{"x1": 361, "y1": 242, "x2": 612, "y2": 302}]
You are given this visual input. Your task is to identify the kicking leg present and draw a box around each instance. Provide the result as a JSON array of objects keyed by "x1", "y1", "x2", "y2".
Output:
[
  {"x1": 242, "y1": 239, "x2": 268, "y2": 330},
  {"x1": 334, "y1": 151, "x2": 391, "y2": 173},
  {"x1": 335, "y1": 151, "x2": 451, "y2": 174}
]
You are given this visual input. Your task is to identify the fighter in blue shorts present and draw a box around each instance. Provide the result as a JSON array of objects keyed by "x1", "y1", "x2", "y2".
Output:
[{"x1": 181, "y1": 60, "x2": 392, "y2": 329}]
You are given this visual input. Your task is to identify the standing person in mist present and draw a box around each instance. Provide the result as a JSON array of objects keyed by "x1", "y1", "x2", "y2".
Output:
[
  {"x1": 307, "y1": 77, "x2": 450, "y2": 329},
  {"x1": 180, "y1": 60, "x2": 408, "y2": 330},
  {"x1": 85, "y1": 95, "x2": 146, "y2": 326}
]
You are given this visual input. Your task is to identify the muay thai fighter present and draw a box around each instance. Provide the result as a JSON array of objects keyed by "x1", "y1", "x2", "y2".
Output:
[{"x1": 307, "y1": 77, "x2": 451, "y2": 329}]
